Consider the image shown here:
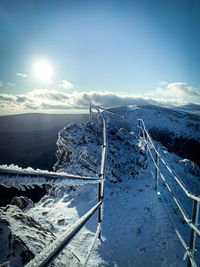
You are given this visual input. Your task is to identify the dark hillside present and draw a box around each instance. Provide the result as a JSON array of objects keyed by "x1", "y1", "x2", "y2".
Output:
[
  {"x1": 149, "y1": 128, "x2": 200, "y2": 168},
  {"x1": 0, "y1": 113, "x2": 88, "y2": 133},
  {"x1": 0, "y1": 113, "x2": 88, "y2": 170}
]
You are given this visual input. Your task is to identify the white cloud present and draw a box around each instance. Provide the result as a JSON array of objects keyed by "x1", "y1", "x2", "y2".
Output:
[
  {"x1": 0, "y1": 89, "x2": 157, "y2": 114},
  {"x1": 0, "y1": 80, "x2": 15, "y2": 88},
  {"x1": 158, "y1": 81, "x2": 168, "y2": 86},
  {"x1": 16, "y1": 72, "x2": 28, "y2": 78},
  {"x1": 7, "y1": 82, "x2": 15, "y2": 87},
  {"x1": 0, "y1": 82, "x2": 199, "y2": 115},
  {"x1": 167, "y1": 82, "x2": 200, "y2": 97},
  {"x1": 154, "y1": 82, "x2": 200, "y2": 104},
  {"x1": 59, "y1": 80, "x2": 73, "y2": 89}
]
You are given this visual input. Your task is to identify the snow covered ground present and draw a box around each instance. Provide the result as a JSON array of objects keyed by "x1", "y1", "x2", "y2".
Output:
[
  {"x1": 104, "y1": 104, "x2": 199, "y2": 141},
  {"x1": 0, "y1": 104, "x2": 200, "y2": 266},
  {"x1": 70, "y1": 174, "x2": 186, "y2": 267},
  {"x1": 25, "y1": 173, "x2": 186, "y2": 267}
]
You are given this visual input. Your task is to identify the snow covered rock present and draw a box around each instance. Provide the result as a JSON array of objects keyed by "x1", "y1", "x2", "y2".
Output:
[
  {"x1": 54, "y1": 119, "x2": 146, "y2": 183},
  {"x1": 180, "y1": 159, "x2": 200, "y2": 177},
  {"x1": 0, "y1": 205, "x2": 56, "y2": 266},
  {"x1": 53, "y1": 121, "x2": 103, "y2": 176},
  {"x1": 124, "y1": 104, "x2": 200, "y2": 140},
  {"x1": 10, "y1": 196, "x2": 34, "y2": 210}
]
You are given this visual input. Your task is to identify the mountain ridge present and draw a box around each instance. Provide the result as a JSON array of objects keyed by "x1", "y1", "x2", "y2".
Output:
[{"x1": 0, "y1": 104, "x2": 200, "y2": 266}]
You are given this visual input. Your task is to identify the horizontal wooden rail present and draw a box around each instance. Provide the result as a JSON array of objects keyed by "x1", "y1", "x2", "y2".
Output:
[{"x1": 25, "y1": 201, "x2": 102, "y2": 267}]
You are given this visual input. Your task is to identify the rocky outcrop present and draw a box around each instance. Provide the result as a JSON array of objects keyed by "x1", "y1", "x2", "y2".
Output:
[
  {"x1": 0, "y1": 205, "x2": 56, "y2": 266},
  {"x1": 54, "y1": 120, "x2": 146, "y2": 183},
  {"x1": 0, "y1": 203, "x2": 81, "y2": 266},
  {"x1": 180, "y1": 159, "x2": 200, "y2": 177},
  {"x1": 10, "y1": 196, "x2": 34, "y2": 210},
  {"x1": 53, "y1": 121, "x2": 103, "y2": 176}
]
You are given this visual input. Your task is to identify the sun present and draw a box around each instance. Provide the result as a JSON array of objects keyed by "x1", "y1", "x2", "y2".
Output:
[{"x1": 33, "y1": 60, "x2": 53, "y2": 82}]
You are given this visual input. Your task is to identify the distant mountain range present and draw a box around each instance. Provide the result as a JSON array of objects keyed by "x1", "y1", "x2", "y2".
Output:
[
  {"x1": 173, "y1": 103, "x2": 200, "y2": 115},
  {"x1": 0, "y1": 113, "x2": 89, "y2": 171}
]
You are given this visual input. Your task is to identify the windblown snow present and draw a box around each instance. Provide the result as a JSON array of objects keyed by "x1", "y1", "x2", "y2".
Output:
[{"x1": 0, "y1": 104, "x2": 200, "y2": 267}]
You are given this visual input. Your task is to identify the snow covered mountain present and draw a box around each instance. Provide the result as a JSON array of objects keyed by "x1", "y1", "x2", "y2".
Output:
[
  {"x1": 0, "y1": 104, "x2": 200, "y2": 266},
  {"x1": 173, "y1": 103, "x2": 200, "y2": 116},
  {"x1": 111, "y1": 105, "x2": 200, "y2": 167}
]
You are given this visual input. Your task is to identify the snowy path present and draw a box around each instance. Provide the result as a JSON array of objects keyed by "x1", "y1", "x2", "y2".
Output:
[
  {"x1": 75, "y1": 173, "x2": 186, "y2": 267},
  {"x1": 27, "y1": 172, "x2": 187, "y2": 266}
]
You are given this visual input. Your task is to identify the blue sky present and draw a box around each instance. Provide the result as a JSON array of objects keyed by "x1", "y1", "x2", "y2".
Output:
[{"x1": 0, "y1": 0, "x2": 200, "y2": 114}]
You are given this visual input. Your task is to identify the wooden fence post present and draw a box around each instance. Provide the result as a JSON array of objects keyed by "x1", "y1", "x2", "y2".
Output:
[{"x1": 187, "y1": 199, "x2": 199, "y2": 267}]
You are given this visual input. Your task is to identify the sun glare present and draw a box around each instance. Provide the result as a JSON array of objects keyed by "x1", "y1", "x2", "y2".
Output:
[{"x1": 33, "y1": 60, "x2": 53, "y2": 82}]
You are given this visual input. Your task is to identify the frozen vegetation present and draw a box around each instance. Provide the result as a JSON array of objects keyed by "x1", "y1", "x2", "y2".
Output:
[{"x1": 0, "y1": 104, "x2": 200, "y2": 266}]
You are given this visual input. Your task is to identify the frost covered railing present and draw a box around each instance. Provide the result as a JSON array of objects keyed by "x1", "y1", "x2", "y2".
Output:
[
  {"x1": 0, "y1": 168, "x2": 104, "y2": 267},
  {"x1": 89, "y1": 103, "x2": 125, "y2": 122},
  {"x1": 0, "y1": 118, "x2": 107, "y2": 267},
  {"x1": 137, "y1": 119, "x2": 200, "y2": 267},
  {"x1": 89, "y1": 105, "x2": 200, "y2": 267},
  {"x1": 0, "y1": 167, "x2": 102, "y2": 188}
]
